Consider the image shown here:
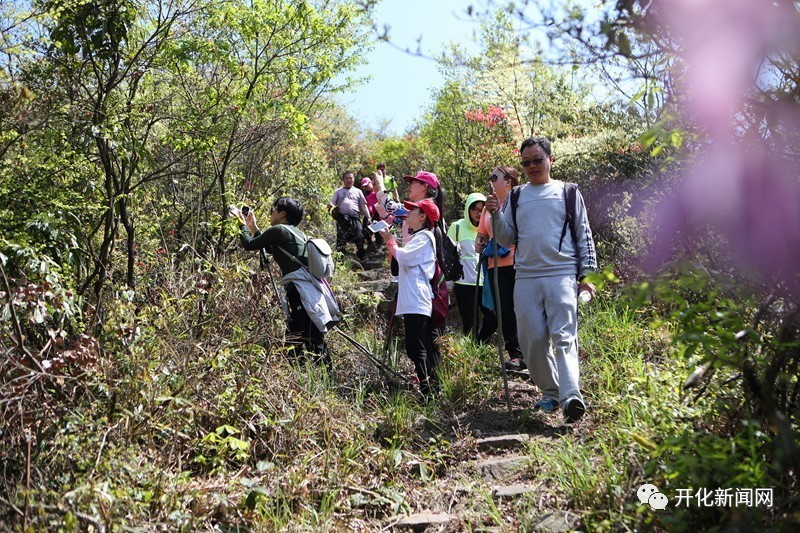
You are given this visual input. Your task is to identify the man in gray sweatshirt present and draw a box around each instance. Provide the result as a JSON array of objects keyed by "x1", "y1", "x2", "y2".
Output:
[{"x1": 484, "y1": 137, "x2": 597, "y2": 422}]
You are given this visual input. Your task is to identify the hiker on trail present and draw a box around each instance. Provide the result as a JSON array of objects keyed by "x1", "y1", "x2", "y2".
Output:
[
  {"x1": 329, "y1": 170, "x2": 371, "y2": 260},
  {"x1": 377, "y1": 162, "x2": 400, "y2": 202},
  {"x1": 448, "y1": 193, "x2": 497, "y2": 339},
  {"x1": 376, "y1": 170, "x2": 447, "y2": 263},
  {"x1": 362, "y1": 176, "x2": 380, "y2": 252},
  {"x1": 485, "y1": 137, "x2": 597, "y2": 423},
  {"x1": 474, "y1": 166, "x2": 525, "y2": 370},
  {"x1": 378, "y1": 198, "x2": 440, "y2": 395},
  {"x1": 378, "y1": 171, "x2": 447, "y2": 383},
  {"x1": 234, "y1": 197, "x2": 338, "y2": 368},
  {"x1": 398, "y1": 171, "x2": 446, "y2": 257}
]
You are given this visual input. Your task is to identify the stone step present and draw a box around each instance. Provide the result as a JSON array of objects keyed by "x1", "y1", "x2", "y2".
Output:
[
  {"x1": 360, "y1": 259, "x2": 386, "y2": 270},
  {"x1": 493, "y1": 483, "x2": 539, "y2": 499},
  {"x1": 524, "y1": 511, "x2": 581, "y2": 533},
  {"x1": 475, "y1": 434, "x2": 529, "y2": 452},
  {"x1": 390, "y1": 511, "x2": 453, "y2": 529},
  {"x1": 356, "y1": 269, "x2": 383, "y2": 281},
  {"x1": 473, "y1": 455, "x2": 529, "y2": 481}
]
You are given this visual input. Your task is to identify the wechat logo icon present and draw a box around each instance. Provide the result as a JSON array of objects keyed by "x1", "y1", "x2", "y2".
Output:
[{"x1": 638, "y1": 484, "x2": 668, "y2": 510}]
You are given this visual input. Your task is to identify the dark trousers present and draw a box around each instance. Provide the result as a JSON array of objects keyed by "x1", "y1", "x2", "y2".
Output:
[
  {"x1": 286, "y1": 283, "x2": 331, "y2": 368},
  {"x1": 362, "y1": 216, "x2": 378, "y2": 249},
  {"x1": 403, "y1": 314, "x2": 439, "y2": 394},
  {"x1": 453, "y1": 283, "x2": 497, "y2": 341},
  {"x1": 336, "y1": 215, "x2": 364, "y2": 254},
  {"x1": 485, "y1": 265, "x2": 523, "y2": 359}
]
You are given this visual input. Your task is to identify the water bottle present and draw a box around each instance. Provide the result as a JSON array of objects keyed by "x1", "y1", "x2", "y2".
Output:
[{"x1": 578, "y1": 290, "x2": 592, "y2": 304}]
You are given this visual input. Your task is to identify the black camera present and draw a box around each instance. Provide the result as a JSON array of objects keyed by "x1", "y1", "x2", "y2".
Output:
[{"x1": 241, "y1": 205, "x2": 250, "y2": 216}]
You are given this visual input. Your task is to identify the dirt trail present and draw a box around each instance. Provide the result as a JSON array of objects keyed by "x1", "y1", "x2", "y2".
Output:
[{"x1": 343, "y1": 249, "x2": 586, "y2": 531}]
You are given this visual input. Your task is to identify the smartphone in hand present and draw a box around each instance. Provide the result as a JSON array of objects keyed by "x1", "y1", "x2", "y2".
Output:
[{"x1": 367, "y1": 220, "x2": 389, "y2": 233}]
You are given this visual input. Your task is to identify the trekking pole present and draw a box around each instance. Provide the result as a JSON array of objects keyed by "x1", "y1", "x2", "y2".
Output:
[
  {"x1": 382, "y1": 294, "x2": 398, "y2": 359},
  {"x1": 491, "y1": 212, "x2": 513, "y2": 415},
  {"x1": 333, "y1": 326, "x2": 410, "y2": 384},
  {"x1": 259, "y1": 248, "x2": 280, "y2": 298},
  {"x1": 382, "y1": 250, "x2": 400, "y2": 363},
  {"x1": 472, "y1": 255, "x2": 483, "y2": 337}
]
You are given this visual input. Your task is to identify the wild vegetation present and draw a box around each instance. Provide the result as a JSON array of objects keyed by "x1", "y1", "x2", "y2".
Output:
[{"x1": 2, "y1": 0, "x2": 798, "y2": 530}]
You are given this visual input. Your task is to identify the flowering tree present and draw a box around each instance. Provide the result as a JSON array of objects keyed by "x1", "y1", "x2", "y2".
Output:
[{"x1": 418, "y1": 81, "x2": 516, "y2": 218}]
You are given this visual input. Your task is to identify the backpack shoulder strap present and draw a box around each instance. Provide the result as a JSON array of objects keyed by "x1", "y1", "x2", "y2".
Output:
[
  {"x1": 558, "y1": 182, "x2": 579, "y2": 252},
  {"x1": 277, "y1": 224, "x2": 308, "y2": 267},
  {"x1": 422, "y1": 228, "x2": 437, "y2": 251},
  {"x1": 510, "y1": 185, "x2": 523, "y2": 248},
  {"x1": 283, "y1": 225, "x2": 308, "y2": 248},
  {"x1": 421, "y1": 230, "x2": 441, "y2": 284}
]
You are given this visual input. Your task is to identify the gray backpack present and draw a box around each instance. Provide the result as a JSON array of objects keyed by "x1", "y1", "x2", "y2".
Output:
[{"x1": 281, "y1": 226, "x2": 335, "y2": 281}]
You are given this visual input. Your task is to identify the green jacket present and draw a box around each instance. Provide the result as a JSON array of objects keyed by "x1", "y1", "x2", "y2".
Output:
[
  {"x1": 447, "y1": 192, "x2": 486, "y2": 285},
  {"x1": 240, "y1": 224, "x2": 307, "y2": 275}
]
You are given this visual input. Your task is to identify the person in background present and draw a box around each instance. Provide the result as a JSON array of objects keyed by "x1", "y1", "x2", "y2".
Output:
[
  {"x1": 475, "y1": 166, "x2": 525, "y2": 370},
  {"x1": 485, "y1": 137, "x2": 597, "y2": 423},
  {"x1": 235, "y1": 197, "x2": 337, "y2": 368},
  {"x1": 448, "y1": 193, "x2": 497, "y2": 339},
  {"x1": 362, "y1": 176, "x2": 379, "y2": 252},
  {"x1": 377, "y1": 162, "x2": 400, "y2": 202},
  {"x1": 401, "y1": 172, "x2": 447, "y2": 254},
  {"x1": 379, "y1": 198, "x2": 440, "y2": 395},
  {"x1": 329, "y1": 170, "x2": 371, "y2": 260}
]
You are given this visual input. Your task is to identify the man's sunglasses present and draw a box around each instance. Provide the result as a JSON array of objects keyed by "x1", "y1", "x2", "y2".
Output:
[{"x1": 520, "y1": 157, "x2": 546, "y2": 168}]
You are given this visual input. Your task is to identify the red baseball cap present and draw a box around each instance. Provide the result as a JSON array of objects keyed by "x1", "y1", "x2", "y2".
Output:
[
  {"x1": 403, "y1": 171, "x2": 440, "y2": 189},
  {"x1": 402, "y1": 198, "x2": 440, "y2": 224},
  {"x1": 361, "y1": 177, "x2": 372, "y2": 188}
]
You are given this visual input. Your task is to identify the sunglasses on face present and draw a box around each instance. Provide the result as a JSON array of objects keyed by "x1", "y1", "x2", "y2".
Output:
[
  {"x1": 488, "y1": 174, "x2": 508, "y2": 182},
  {"x1": 520, "y1": 157, "x2": 546, "y2": 168}
]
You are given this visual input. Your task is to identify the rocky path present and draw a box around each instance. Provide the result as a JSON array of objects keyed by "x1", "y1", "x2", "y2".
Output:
[
  {"x1": 382, "y1": 383, "x2": 584, "y2": 532},
  {"x1": 340, "y1": 249, "x2": 586, "y2": 531}
]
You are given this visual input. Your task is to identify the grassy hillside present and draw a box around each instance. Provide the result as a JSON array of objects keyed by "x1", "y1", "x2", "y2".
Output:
[{"x1": 2, "y1": 250, "x2": 794, "y2": 531}]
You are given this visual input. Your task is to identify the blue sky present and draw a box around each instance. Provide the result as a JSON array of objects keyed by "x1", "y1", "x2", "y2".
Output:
[{"x1": 336, "y1": 0, "x2": 481, "y2": 135}]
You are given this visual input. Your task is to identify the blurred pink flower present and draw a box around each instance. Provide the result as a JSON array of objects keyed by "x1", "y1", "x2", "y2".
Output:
[
  {"x1": 651, "y1": 0, "x2": 800, "y2": 295},
  {"x1": 663, "y1": 0, "x2": 794, "y2": 135}
]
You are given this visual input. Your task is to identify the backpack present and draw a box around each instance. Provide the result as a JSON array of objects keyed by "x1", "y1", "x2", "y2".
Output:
[
  {"x1": 281, "y1": 226, "x2": 335, "y2": 281},
  {"x1": 424, "y1": 231, "x2": 449, "y2": 328},
  {"x1": 430, "y1": 260, "x2": 449, "y2": 329},
  {"x1": 439, "y1": 222, "x2": 464, "y2": 281},
  {"x1": 509, "y1": 181, "x2": 578, "y2": 252}
]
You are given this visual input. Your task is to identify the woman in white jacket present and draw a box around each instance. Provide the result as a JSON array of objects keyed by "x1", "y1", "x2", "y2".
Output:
[{"x1": 379, "y1": 198, "x2": 440, "y2": 395}]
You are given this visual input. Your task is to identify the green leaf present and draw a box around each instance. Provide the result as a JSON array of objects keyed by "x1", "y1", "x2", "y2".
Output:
[
  {"x1": 215, "y1": 424, "x2": 238, "y2": 436},
  {"x1": 245, "y1": 487, "x2": 269, "y2": 510}
]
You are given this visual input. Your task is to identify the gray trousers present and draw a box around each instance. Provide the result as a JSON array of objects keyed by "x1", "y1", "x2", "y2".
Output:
[{"x1": 514, "y1": 274, "x2": 584, "y2": 405}]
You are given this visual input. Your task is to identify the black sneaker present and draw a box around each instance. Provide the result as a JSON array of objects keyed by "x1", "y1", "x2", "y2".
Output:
[
  {"x1": 563, "y1": 398, "x2": 586, "y2": 423},
  {"x1": 505, "y1": 358, "x2": 527, "y2": 371}
]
